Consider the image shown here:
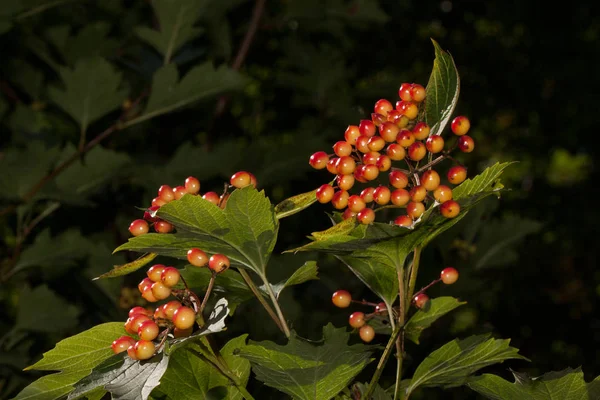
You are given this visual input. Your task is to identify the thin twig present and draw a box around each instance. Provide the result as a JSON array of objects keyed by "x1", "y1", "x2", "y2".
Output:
[
  {"x1": 200, "y1": 271, "x2": 217, "y2": 314},
  {"x1": 238, "y1": 268, "x2": 284, "y2": 332}
]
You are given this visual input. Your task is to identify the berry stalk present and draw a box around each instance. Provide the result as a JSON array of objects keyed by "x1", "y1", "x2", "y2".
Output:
[{"x1": 237, "y1": 269, "x2": 286, "y2": 335}]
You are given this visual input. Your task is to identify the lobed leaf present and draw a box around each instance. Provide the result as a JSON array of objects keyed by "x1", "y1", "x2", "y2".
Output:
[
  {"x1": 266, "y1": 261, "x2": 319, "y2": 299},
  {"x1": 404, "y1": 297, "x2": 467, "y2": 344}
]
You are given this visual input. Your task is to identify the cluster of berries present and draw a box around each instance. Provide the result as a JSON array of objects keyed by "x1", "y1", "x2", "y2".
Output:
[
  {"x1": 331, "y1": 267, "x2": 459, "y2": 342},
  {"x1": 128, "y1": 172, "x2": 257, "y2": 237},
  {"x1": 309, "y1": 82, "x2": 474, "y2": 226}
]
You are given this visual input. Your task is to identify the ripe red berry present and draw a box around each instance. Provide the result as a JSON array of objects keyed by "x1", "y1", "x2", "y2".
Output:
[
  {"x1": 447, "y1": 165, "x2": 467, "y2": 185},
  {"x1": 202, "y1": 191, "x2": 220, "y2": 205},
  {"x1": 331, "y1": 190, "x2": 350, "y2": 209},
  {"x1": 359, "y1": 120, "x2": 376, "y2": 137},
  {"x1": 396, "y1": 101, "x2": 418, "y2": 120},
  {"x1": 151, "y1": 197, "x2": 166, "y2": 207},
  {"x1": 151, "y1": 282, "x2": 171, "y2": 300},
  {"x1": 391, "y1": 189, "x2": 410, "y2": 206},
  {"x1": 209, "y1": 254, "x2": 230, "y2": 273},
  {"x1": 354, "y1": 165, "x2": 368, "y2": 183},
  {"x1": 406, "y1": 201, "x2": 425, "y2": 219},
  {"x1": 172, "y1": 185, "x2": 187, "y2": 200},
  {"x1": 386, "y1": 144, "x2": 406, "y2": 161},
  {"x1": 389, "y1": 170, "x2": 409, "y2": 189},
  {"x1": 421, "y1": 170, "x2": 441, "y2": 191},
  {"x1": 127, "y1": 344, "x2": 138, "y2": 360},
  {"x1": 173, "y1": 306, "x2": 196, "y2": 330},
  {"x1": 161, "y1": 267, "x2": 180, "y2": 287},
  {"x1": 153, "y1": 306, "x2": 166, "y2": 320},
  {"x1": 359, "y1": 325, "x2": 375, "y2": 343},
  {"x1": 349, "y1": 312, "x2": 366, "y2": 328},
  {"x1": 333, "y1": 141, "x2": 353, "y2": 157},
  {"x1": 332, "y1": 290, "x2": 352, "y2": 308},
  {"x1": 230, "y1": 171, "x2": 254, "y2": 188},
  {"x1": 187, "y1": 248, "x2": 208, "y2": 267},
  {"x1": 409, "y1": 185, "x2": 427, "y2": 202},
  {"x1": 355, "y1": 136, "x2": 370, "y2": 153},
  {"x1": 373, "y1": 186, "x2": 391, "y2": 205},
  {"x1": 137, "y1": 320, "x2": 159, "y2": 341},
  {"x1": 433, "y1": 185, "x2": 453, "y2": 203},
  {"x1": 412, "y1": 122, "x2": 430, "y2": 140},
  {"x1": 337, "y1": 174, "x2": 355, "y2": 191},
  {"x1": 138, "y1": 277, "x2": 153, "y2": 293},
  {"x1": 125, "y1": 314, "x2": 151, "y2": 335},
  {"x1": 362, "y1": 151, "x2": 380, "y2": 165},
  {"x1": 112, "y1": 336, "x2": 136, "y2": 354},
  {"x1": 374, "y1": 99, "x2": 393, "y2": 116},
  {"x1": 440, "y1": 200, "x2": 461, "y2": 218},
  {"x1": 376, "y1": 155, "x2": 392, "y2": 172},
  {"x1": 158, "y1": 185, "x2": 175, "y2": 202},
  {"x1": 316, "y1": 184, "x2": 335, "y2": 203},
  {"x1": 408, "y1": 141, "x2": 427, "y2": 161},
  {"x1": 458, "y1": 135, "x2": 475, "y2": 153},
  {"x1": 357, "y1": 208, "x2": 375, "y2": 225},
  {"x1": 162, "y1": 300, "x2": 183, "y2": 320},
  {"x1": 360, "y1": 187, "x2": 376, "y2": 203},
  {"x1": 184, "y1": 176, "x2": 200, "y2": 194},
  {"x1": 371, "y1": 113, "x2": 387, "y2": 127},
  {"x1": 342, "y1": 208, "x2": 357, "y2": 220},
  {"x1": 440, "y1": 267, "x2": 459, "y2": 284},
  {"x1": 388, "y1": 111, "x2": 409, "y2": 128},
  {"x1": 309, "y1": 151, "x2": 330, "y2": 169},
  {"x1": 154, "y1": 220, "x2": 174, "y2": 233},
  {"x1": 141, "y1": 286, "x2": 158, "y2": 302},
  {"x1": 411, "y1": 84, "x2": 426, "y2": 102},
  {"x1": 425, "y1": 135, "x2": 445, "y2": 153},
  {"x1": 379, "y1": 122, "x2": 400, "y2": 142},
  {"x1": 362, "y1": 164, "x2": 379, "y2": 181},
  {"x1": 451, "y1": 116, "x2": 470, "y2": 136},
  {"x1": 396, "y1": 129, "x2": 415, "y2": 148},
  {"x1": 143, "y1": 206, "x2": 161, "y2": 223},
  {"x1": 129, "y1": 219, "x2": 149, "y2": 237},
  {"x1": 337, "y1": 156, "x2": 356, "y2": 175},
  {"x1": 398, "y1": 83, "x2": 413, "y2": 102},
  {"x1": 347, "y1": 195, "x2": 366, "y2": 213},
  {"x1": 147, "y1": 265, "x2": 166, "y2": 282},
  {"x1": 413, "y1": 293, "x2": 429, "y2": 309},
  {"x1": 367, "y1": 136, "x2": 385, "y2": 152},
  {"x1": 394, "y1": 215, "x2": 413, "y2": 227},
  {"x1": 134, "y1": 340, "x2": 155, "y2": 360},
  {"x1": 129, "y1": 306, "x2": 151, "y2": 318},
  {"x1": 375, "y1": 302, "x2": 386, "y2": 313},
  {"x1": 345, "y1": 125, "x2": 361, "y2": 145}
]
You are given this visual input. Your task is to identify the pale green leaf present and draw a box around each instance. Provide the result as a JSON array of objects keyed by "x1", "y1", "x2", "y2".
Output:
[
  {"x1": 12, "y1": 371, "x2": 93, "y2": 400},
  {"x1": 238, "y1": 323, "x2": 375, "y2": 400},
  {"x1": 274, "y1": 187, "x2": 319, "y2": 219},
  {"x1": 93, "y1": 253, "x2": 158, "y2": 280},
  {"x1": 404, "y1": 297, "x2": 466, "y2": 344},
  {"x1": 452, "y1": 162, "x2": 516, "y2": 202}
]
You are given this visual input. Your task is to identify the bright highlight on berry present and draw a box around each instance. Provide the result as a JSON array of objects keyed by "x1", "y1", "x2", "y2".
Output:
[
  {"x1": 332, "y1": 290, "x2": 352, "y2": 308},
  {"x1": 440, "y1": 267, "x2": 459, "y2": 284}
]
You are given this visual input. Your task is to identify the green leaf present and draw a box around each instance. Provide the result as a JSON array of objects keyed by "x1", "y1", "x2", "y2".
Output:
[
  {"x1": 404, "y1": 297, "x2": 466, "y2": 344},
  {"x1": 135, "y1": 0, "x2": 205, "y2": 63},
  {"x1": 15, "y1": 285, "x2": 80, "y2": 333},
  {"x1": 274, "y1": 187, "x2": 319, "y2": 219},
  {"x1": 158, "y1": 335, "x2": 250, "y2": 400},
  {"x1": 467, "y1": 367, "x2": 598, "y2": 400},
  {"x1": 130, "y1": 62, "x2": 245, "y2": 126},
  {"x1": 353, "y1": 382, "x2": 392, "y2": 400},
  {"x1": 12, "y1": 371, "x2": 95, "y2": 400},
  {"x1": 452, "y1": 162, "x2": 516, "y2": 202},
  {"x1": 276, "y1": 261, "x2": 319, "y2": 297},
  {"x1": 48, "y1": 56, "x2": 128, "y2": 133},
  {"x1": 238, "y1": 323, "x2": 375, "y2": 400},
  {"x1": 93, "y1": 253, "x2": 158, "y2": 280},
  {"x1": 405, "y1": 334, "x2": 528, "y2": 397},
  {"x1": 115, "y1": 187, "x2": 278, "y2": 276},
  {"x1": 424, "y1": 39, "x2": 460, "y2": 136}
]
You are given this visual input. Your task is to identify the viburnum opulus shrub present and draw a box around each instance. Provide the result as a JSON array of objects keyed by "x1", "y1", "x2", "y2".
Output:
[{"x1": 14, "y1": 41, "x2": 599, "y2": 400}]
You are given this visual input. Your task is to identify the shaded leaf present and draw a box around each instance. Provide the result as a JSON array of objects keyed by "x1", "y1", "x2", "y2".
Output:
[
  {"x1": 274, "y1": 187, "x2": 319, "y2": 219},
  {"x1": 238, "y1": 323, "x2": 375, "y2": 400},
  {"x1": 424, "y1": 39, "x2": 460, "y2": 137},
  {"x1": 277, "y1": 261, "x2": 319, "y2": 296},
  {"x1": 404, "y1": 297, "x2": 466, "y2": 344},
  {"x1": 48, "y1": 56, "x2": 128, "y2": 133},
  {"x1": 94, "y1": 253, "x2": 158, "y2": 280},
  {"x1": 15, "y1": 285, "x2": 80, "y2": 333},
  {"x1": 405, "y1": 335, "x2": 528, "y2": 396},
  {"x1": 467, "y1": 367, "x2": 598, "y2": 400},
  {"x1": 353, "y1": 382, "x2": 393, "y2": 400}
]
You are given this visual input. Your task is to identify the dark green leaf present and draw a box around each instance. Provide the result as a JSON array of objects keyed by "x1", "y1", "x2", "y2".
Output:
[
  {"x1": 405, "y1": 335, "x2": 528, "y2": 396},
  {"x1": 115, "y1": 187, "x2": 278, "y2": 276},
  {"x1": 48, "y1": 56, "x2": 128, "y2": 133},
  {"x1": 15, "y1": 285, "x2": 80, "y2": 333},
  {"x1": 353, "y1": 382, "x2": 392, "y2": 400},
  {"x1": 12, "y1": 371, "x2": 95, "y2": 400},
  {"x1": 94, "y1": 253, "x2": 158, "y2": 280},
  {"x1": 404, "y1": 297, "x2": 466, "y2": 344},
  {"x1": 274, "y1": 187, "x2": 319, "y2": 219},
  {"x1": 135, "y1": 0, "x2": 204, "y2": 63},
  {"x1": 277, "y1": 261, "x2": 319, "y2": 296},
  {"x1": 238, "y1": 323, "x2": 375, "y2": 400},
  {"x1": 452, "y1": 162, "x2": 516, "y2": 202},
  {"x1": 424, "y1": 39, "x2": 460, "y2": 137},
  {"x1": 467, "y1": 367, "x2": 598, "y2": 400}
]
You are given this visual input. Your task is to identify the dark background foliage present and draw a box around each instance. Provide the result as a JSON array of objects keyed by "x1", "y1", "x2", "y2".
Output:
[{"x1": 1, "y1": 0, "x2": 598, "y2": 398}]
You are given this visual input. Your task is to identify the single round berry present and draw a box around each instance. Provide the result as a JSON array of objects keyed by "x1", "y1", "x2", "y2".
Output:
[
  {"x1": 375, "y1": 302, "x2": 386, "y2": 313},
  {"x1": 138, "y1": 277, "x2": 153, "y2": 293},
  {"x1": 357, "y1": 208, "x2": 375, "y2": 225},
  {"x1": 374, "y1": 99, "x2": 393, "y2": 116},
  {"x1": 331, "y1": 190, "x2": 350, "y2": 209},
  {"x1": 125, "y1": 314, "x2": 151, "y2": 335},
  {"x1": 390, "y1": 112, "x2": 409, "y2": 128},
  {"x1": 345, "y1": 125, "x2": 361, "y2": 145},
  {"x1": 367, "y1": 136, "x2": 386, "y2": 152},
  {"x1": 209, "y1": 254, "x2": 230, "y2": 273},
  {"x1": 152, "y1": 197, "x2": 166, "y2": 207},
  {"x1": 360, "y1": 187, "x2": 376, "y2": 203},
  {"x1": 332, "y1": 290, "x2": 352, "y2": 308},
  {"x1": 447, "y1": 165, "x2": 467, "y2": 185},
  {"x1": 389, "y1": 170, "x2": 409, "y2": 189},
  {"x1": 362, "y1": 152, "x2": 380, "y2": 165},
  {"x1": 349, "y1": 312, "x2": 366, "y2": 328},
  {"x1": 355, "y1": 136, "x2": 370, "y2": 153},
  {"x1": 154, "y1": 220, "x2": 174, "y2": 233},
  {"x1": 129, "y1": 219, "x2": 149, "y2": 237},
  {"x1": 391, "y1": 189, "x2": 410, "y2": 206},
  {"x1": 134, "y1": 340, "x2": 155, "y2": 360},
  {"x1": 412, "y1": 122, "x2": 430, "y2": 140},
  {"x1": 141, "y1": 286, "x2": 158, "y2": 302},
  {"x1": 451, "y1": 116, "x2": 470, "y2": 136},
  {"x1": 409, "y1": 185, "x2": 427, "y2": 202},
  {"x1": 172, "y1": 185, "x2": 187, "y2": 200},
  {"x1": 396, "y1": 129, "x2": 415, "y2": 148},
  {"x1": 359, "y1": 119, "x2": 376, "y2": 137},
  {"x1": 362, "y1": 164, "x2": 379, "y2": 181},
  {"x1": 373, "y1": 186, "x2": 391, "y2": 205},
  {"x1": 316, "y1": 184, "x2": 335, "y2": 203},
  {"x1": 129, "y1": 306, "x2": 151, "y2": 318},
  {"x1": 161, "y1": 267, "x2": 180, "y2": 287},
  {"x1": 394, "y1": 215, "x2": 413, "y2": 227},
  {"x1": 151, "y1": 282, "x2": 171, "y2": 300},
  {"x1": 376, "y1": 155, "x2": 392, "y2": 172},
  {"x1": 138, "y1": 320, "x2": 159, "y2": 341},
  {"x1": 153, "y1": 306, "x2": 166, "y2": 320},
  {"x1": 408, "y1": 142, "x2": 427, "y2": 161},
  {"x1": 173, "y1": 306, "x2": 196, "y2": 330},
  {"x1": 411, "y1": 84, "x2": 426, "y2": 102},
  {"x1": 143, "y1": 205, "x2": 160, "y2": 223},
  {"x1": 158, "y1": 185, "x2": 175, "y2": 202},
  {"x1": 440, "y1": 267, "x2": 459, "y2": 284},
  {"x1": 184, "y1": 176, "x2": 201, "y2": 194},
  {"x1": 202, "y1": 192, "x2": 220, "y2": 205},
  {"x1": 413, "y1": 293, "x2": 430, "y2": 309},
  {"x1": 406, "y1": 201, "x2": 425, "y2": 219},
  {"x1": 342, "y1": 208, "x2": 357, "y2": 220},
  {"x1": 359, "y1": 325, "x2": 375, "y2": 343},
  {"x1": 425, "y1": 135, "x2": 445, "y2": 153},
  {"x1": 398, "y1": 83, "x2": 413, "y2": 102},
  {"x1": 162, "y1": 300, "x2": 183, "y2": 320},
  {"x1": 127, "y1": 344, "x2": 138, "y2": 360},
  {"x1": 187, "y1": 248, "x2": 208, "y2": 267},
  {"x1": 371, "y1": 112, "x2": 387, "y2": 126},
  {"x1": 458, "y1": 135, "x2": 475, "y2": 153},
  {"x1": 397, "y1": 101, "x2": 418, "y2": 120},
  {"x1": 421, "y1": 170, "x2": 441, "y2": 191},
  {"x1": 347, "y1": 195, "x2": 366, "y2": 213},
  {"x1": 147, "y1": 264, "x2": 166, "y2": 282},
  {"x1": 379, "y1": 122, "x2": 400, "y2": 142},
  {"x1": 309, "y1": 151, "x2": 329, "y2": 169},
  {"x1": 333, "y1": 141, "x2": 353, "y2": 157},
  {"x1": 112, "y1": 336, "x2": 136, "y2": 354},
  {"x1": 354, "y1": 165, "x2": 368, "y2": 183},
  {"x1": 337, "y1": 156, "x2": 356, "y2": 175},
  {"x1": 440, "y1": 200, "x2": 461, "y2": 218},
  {"x1": 337, "y1": 174, "x2": 355, "y2": 191},
  {"x1": 230, "y1": 171, "x2": 254, "y2": 188},
  {"x1": 433, "y1": 185, "x2": 453, "y2": 203}
]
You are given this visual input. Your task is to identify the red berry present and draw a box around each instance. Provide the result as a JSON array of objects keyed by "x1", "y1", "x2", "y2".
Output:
[
  {"x1": 440, "y1": 200, "x2": 460, "y2": 218},
  {"x1": 173, "y1": 306, "x2": 196, "y2": 330},
  {"x1": 138, "y1": 277, "x2": 153, "y2": 293},
  {"x1": 230, "y1": 171, "x2": 254, "y2": 188},
  {"x1": 451, "y1": 116, "x2": 470, "y2": 136},
  {"x1": 349, "y1": 312, "x2": 366, "y2": 328},
  {"x1": 143, "y1": 206, "x2": 161, "y2": 223},
  {"x1": 316, "y1": 184, "x2": 335, "y2": 203},
  {"x1": 125, "y1": 314, "x2": 151, "y2": 335},
  {"x1": 112, "y1": 336, "x2": 135, "y2": 354},
  {"x1": 413, "y1": 293, "x2": 429, "y2": 309},
  {"x1": 184, "y1": 176, "x2": 201, "y2": 194},
  {"x1": 337, "y1": 156, "x2": 356, "y2": 175},
  {"x1": 367, "y1": 136, "x2": 385, "y2": 152},
  {"x1": 409, "y1": 185, "x2": 427, "y2": 202},
  {"x1": 342, "y1": 208, "x2": 357, "y2": 220},
  {"x1": 129, "y1": 306, "x2": 151, "y2": 318},
  {"x1": 391, "y1": 189, "x2": 410, "y2": 206},
  {"x1": 396, "y1": 101, "x2": 418, "y2": 120},
  {"x1": 373, "y1": 186, "x2": 391, "y2": 205},
  {"x1": 202, "y1": 191, "x2": 220, "y2": 205},
  {"x1": 141, "y1": 286, "x2": 158, "y2": 302},
  {"x1": 331, "y1": 190, "x2": 349, "y2": 209},
  {"x1": 187, "y1": 248, "x2": 208, "y2": 267},
  {"x1": 388, "y1": 111, "x2": 409, "y2": 128},
  {"x1": 151, "y1": 282, "x2": 171, "y2": 300},
  {"x1": 332, "y1": 290, "x2": 352, "y2": 308},
  {"x1": 374, "y1": 99, "x2": 393, "y2": 116},
  {"x1": 154, "y1": 220, "x2": 174, "y2": 233},
  {"x1": 398, "y1": 83, "x2": 413, "y2": 102},
  {"x1": 379, "y1": 122, "x2": 400, "y2": 142},
  {"x1": 425, "y1": 135, "x2": 445, "y2": 153},
  {"x1": 408, "y1": 142, "x2": 427, "y2": 161},
  {"x1": 129, "y1": 219, "x2": 149, "y2": 237},
  {"x1": 138, "y1": 320, "x2": 159, "y2": 341},
  {"x1": 371, "y1": 113, "x2": 387, "y2": 127},
  {"x1": 162, "y1": 300, "x2": 183, "y2": 320},
  {"x1": 344, "y1": 125, "x2": 361, "y2": 145},
  {"x1": 151, "y1": 197, "x2": 166, "y2": 207},
  {"x1": 375, "y1": 302, "x2": 386, "y2": 313},
  {"x1": 208, "y1": 254, "x2": 230, "y2": 273},
  {"x1": 134, "y1": 340, "x2": 155, "y2": 360},
  {"x1": 337, "y1": 174, "x2": 355, "y2": 191},
  {"x1": 175, "y1": 185, "x2": 188, "y2": 200},
  {"x1": 411, "y1": 84, "x2": 426, "y2": 102},
  {"x1": 440, "y1": 267, "x2": 459, "y2": 284},
  {"x1": 153, "y1": 306, "x2": 166, "y2": 320},
  {"x1": 347, "y1": 195, "x2": 366, "y2": 213},
  {"x1": 357, "y1": 208, "x2": 375, "y2": 225},
  {"x1": 396, "y1": 129, "x2": 415, "y2": 148},
  {"x1": 362, "y1": 164, "x2": 379, "y2": 181},
  {"x1": 376, "y1": 155, "x2": 392, "y2": 172},
  {"x1": 360, "y1": 187, "x2": 376, "y2": 203},
  {"x1": 447, "y1": 165, "x2": 467, "y2": 185},
  {"x1": 406, "y1": 202, "x2": 425, "y2": 219},
  {"x1": 359, "y1": 120, "x2": 376, "y2": 137},
  {"x1": 158, "y1": 185, "x2": 175, "y2": 202},
  {"x1": 355, "y1": 136, "x2": 370, "y2": 153},
  {"x1": 394, "y1": 215, "x2": 413, "y2": 227},
  {"x1": 161, "y1": 267, "x2": 180, "y2": 287},
  {"x1": 421, "y1": 170, "x2": 441, "y2": 191},
  {"x1": 359, "y1": 325, "x2": 375, "y2": 343},
  {"x1": 354, "y1": 165, "x2": 368, "y2": 183},
  {"x1": 458, "y1": 135, "x2": 475, "y2": 153},
  {"x1": 309, "y1": 151, "x2": 329, "y2": 169},
  {"x1": 147, "y1": 264, "x2": 166, "y2": 282},
  {"x1": 389, "y1": 170, "x2": 409, "y2": 189},
  {"x1": 333, "y1": 141, "x2": 352, "y2": 157},
  {"x1": 433, "y1": 185, "x2": 453, "y2": 203},
  {"x1": 412, "y1": 122, "x2": 430, "y2": 140},
  {"x1": 127, "y1": 344, "x2": 138, "y2": 360},
  {"x1": 363, "y1": 151, "x2": 380, "y2": 165},
  {"x1": 386, "y1": 143, "x2": 406, "y2": 160}
]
